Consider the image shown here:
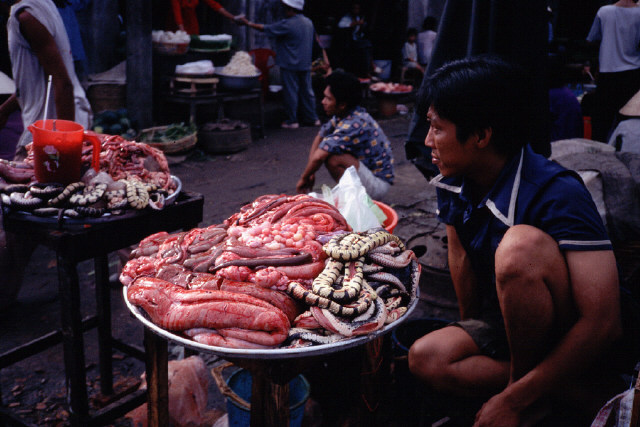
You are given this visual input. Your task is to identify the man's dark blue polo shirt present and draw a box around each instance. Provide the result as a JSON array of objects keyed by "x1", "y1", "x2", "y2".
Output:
[{"x1": 432, "y1": 145, "x2": 612, "y2": 321}]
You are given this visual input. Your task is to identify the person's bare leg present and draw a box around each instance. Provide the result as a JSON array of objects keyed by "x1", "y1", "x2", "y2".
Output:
[
  {"x1": 408, "y1": 325, "x2": 509, "y2": 397},
  {"x1": 325, "y1": 153, "x2": 359, "y2": 182},
  {"x1": 494, "y1": 225, "x2": 575, "y2": 382}
]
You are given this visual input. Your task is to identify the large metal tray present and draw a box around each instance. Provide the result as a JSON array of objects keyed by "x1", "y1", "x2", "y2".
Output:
[
  {"x1": 2, "y1": 175, "x2": 181, "y2": 225},
  {"x1": 123, "y1": 282, "x2": 419, "y2": 360}
]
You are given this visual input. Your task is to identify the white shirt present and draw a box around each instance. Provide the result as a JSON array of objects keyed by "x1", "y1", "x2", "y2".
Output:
[
  {"x1": 8, "y1": 0, "x2": 92, "y2": 147},
  {"x1": 586, "y1": 4, "x2": 640, "y2": 73},
  {"x1": 608, "y1": 118, "x2": 640, "y2": 153},
  {"x1": 417, "y1": 30, "x2": 437, "y2": 65}
]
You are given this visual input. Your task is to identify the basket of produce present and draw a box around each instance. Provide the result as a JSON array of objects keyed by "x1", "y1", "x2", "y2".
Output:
[
  {"x1": 199, "y1": 119, "x2": 251, "y2": 154},
  {"x1": 152, "y1": 30, "x2": 190, "y2": 55},
  {"x1": 216, "y1": 51, "x2": 261, "y2": 91},
  {"x1": 138, "y1": 122, "x2": 198, "y2": 154},
  {"x1": 190, "y1": 34, "x2": 232, "y2": 52}
]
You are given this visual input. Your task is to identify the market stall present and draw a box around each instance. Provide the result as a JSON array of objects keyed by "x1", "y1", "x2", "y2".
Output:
[
  {"x1": 0, "y1": 132, "x2": 204, "y2": 426},
  {"x1": 153, "y1": 33, "x2": 265, "y2": 138}
]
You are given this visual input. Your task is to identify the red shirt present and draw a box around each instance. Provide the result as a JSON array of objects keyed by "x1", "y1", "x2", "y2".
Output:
[{"x1": 171, "y1": 0, "x2": 222, "y2": 35}]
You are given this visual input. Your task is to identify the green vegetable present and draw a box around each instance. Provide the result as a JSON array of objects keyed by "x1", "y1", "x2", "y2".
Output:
[{"x1": 139, "y1": 122, "x2": 196, "y2": 142}]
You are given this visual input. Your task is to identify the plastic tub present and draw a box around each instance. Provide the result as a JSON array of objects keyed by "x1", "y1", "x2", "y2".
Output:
[
  {"x1": 373, "y1": 200, "x2": 398, "y2": 233},
  {"x1": 225, "y1": 369, "x2": 310, "y2": 427}
]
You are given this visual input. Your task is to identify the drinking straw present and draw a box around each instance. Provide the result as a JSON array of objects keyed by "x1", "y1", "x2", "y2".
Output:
[{"x1": 43, "y1": 75, "x2": 52, "y2": 130}]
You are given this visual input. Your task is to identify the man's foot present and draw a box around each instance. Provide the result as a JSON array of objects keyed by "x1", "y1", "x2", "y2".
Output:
[{"x1": 281, "y1": 122, "x2": 299, "y2": 129}]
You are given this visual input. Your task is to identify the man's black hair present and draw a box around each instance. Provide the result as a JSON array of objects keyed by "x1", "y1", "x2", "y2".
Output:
[
  {"x1": 425, "y1": 55, "x2": 531, "y2": 157},
  {"x1": 325, "y1": 70, "x2": 362, "y2": 111}
]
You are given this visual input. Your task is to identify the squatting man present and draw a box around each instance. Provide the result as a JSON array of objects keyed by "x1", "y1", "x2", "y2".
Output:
[
  {"x1": 408, "y1": 56, "x2": 636, "y2": 426},
  {"x1": 296, "y1": 70, "x2": 394, "y2": 200}
]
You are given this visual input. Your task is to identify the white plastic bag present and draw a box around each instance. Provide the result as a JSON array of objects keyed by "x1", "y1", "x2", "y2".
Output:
[{"x1": 311, "y1": 166, "x2": 386, "y2": 232}]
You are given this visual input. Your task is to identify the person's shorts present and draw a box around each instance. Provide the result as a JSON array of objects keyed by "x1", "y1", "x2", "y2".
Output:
[
  {"x1": 451, "y1": 318, "x2": 510, "y2": 361},
  {"x1": 357, "y1": 162, "x2": 390, "y2": 200},
  {"x1": 452, "y1": 289, "x2": 640, "y2": 369}
]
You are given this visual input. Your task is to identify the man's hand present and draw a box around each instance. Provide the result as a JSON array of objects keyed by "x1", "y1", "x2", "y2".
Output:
[
  {"x1": 473, "y1": 392, "x2": 522, "y2": 427},
  {"x1": 296, "y1": 173, "x2": 315, "y2": 194},
  {"x1": 235, "y1": 16, "x2": 249, "y2": 26}
]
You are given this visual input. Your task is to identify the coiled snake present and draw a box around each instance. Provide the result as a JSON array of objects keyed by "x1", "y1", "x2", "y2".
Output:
[{"x1": 287, "y1": 229, "x2": 403, "y2": 316}]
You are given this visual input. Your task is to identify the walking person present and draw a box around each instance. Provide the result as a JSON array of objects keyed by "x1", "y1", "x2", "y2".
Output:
[
  {"x1": 586, "y1": 0, "x2": 640, "y2": 142},
  {"x1": 242, "y1": 0, "x2": 320, "y2": 129}
]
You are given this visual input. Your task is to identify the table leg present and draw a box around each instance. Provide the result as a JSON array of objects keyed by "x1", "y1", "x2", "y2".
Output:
[
  {"x1": 144, "y1": 328, "x2": 169, "y2": 427},
  {"x1": 360, "y1": 336, "x2": 385, "y2": 425},
  {"x1": 95, "y1": 254, "x2": 114, "y2": 395},
  {"x1": 250, "y1": 371, "x2": 290, "y2": 426},
  {"x1": 57, "y1": 254, "x2": 89, "y2": 426},
  {"x1": 259, "y1": 92, "x2": 265, "y2": 138},
  {"x1": 189, "y1": 102, "x2": 197, "y2": 125}
]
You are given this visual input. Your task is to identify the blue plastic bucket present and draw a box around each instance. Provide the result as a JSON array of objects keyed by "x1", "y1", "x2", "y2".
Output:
[{"x1": 225, "y1": 369, "x2": 310, "y2": 427}]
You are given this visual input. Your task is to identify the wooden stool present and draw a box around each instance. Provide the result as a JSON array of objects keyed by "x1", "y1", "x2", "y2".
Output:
[{"x1": 169, "y1": 76, "x2": 219, "y2": 97}]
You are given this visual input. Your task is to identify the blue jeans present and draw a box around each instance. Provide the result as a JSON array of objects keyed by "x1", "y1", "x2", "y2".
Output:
[{"x1": 280, "y1": 68, "x2": 318, "y2": 124}]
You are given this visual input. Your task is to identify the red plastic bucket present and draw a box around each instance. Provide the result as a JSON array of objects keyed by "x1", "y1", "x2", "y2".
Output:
[
  {"x1": 28, "y1": 119, "x2": 100, "y2": 184},
  {"x1": 373, "y1": 200, "x2": 398, "y2": 233}
]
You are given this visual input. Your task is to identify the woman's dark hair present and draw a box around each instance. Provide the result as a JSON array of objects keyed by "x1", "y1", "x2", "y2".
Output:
[
  {"x1": 422, "y1": 16, "x2": 438, "y2": 32},
  {"x1": 407, "y1": 27, "x2": 418, "y2": 38},
  {"x1": 425, "y1": 55, "x2": 530, "y2": 157},
  {"x1": 325, "y1": 70, "x2": 362, "y2": 110}
]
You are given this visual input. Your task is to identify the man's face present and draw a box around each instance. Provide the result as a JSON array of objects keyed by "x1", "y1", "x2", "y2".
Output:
[
  {"x1": 425, "y1": 106, "x2": 476, "y2": 177},
  {"x1": 322, "y1": 86, "x2": 343, "y2": 116}
]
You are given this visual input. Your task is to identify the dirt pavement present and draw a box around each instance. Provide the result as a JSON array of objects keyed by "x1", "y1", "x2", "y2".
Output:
[{"x1": 0, "y1": 110, "x2": 459, "y2": 426}]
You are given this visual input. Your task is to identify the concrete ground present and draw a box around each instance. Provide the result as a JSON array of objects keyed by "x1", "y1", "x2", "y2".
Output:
[{"x1": 0, "y1": 98, "x2": 462, "y2": 426}]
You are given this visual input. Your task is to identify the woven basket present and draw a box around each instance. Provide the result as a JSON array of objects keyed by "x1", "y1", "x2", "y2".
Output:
[
  {"x1": 87, "y1": 84, "x2": 126, "y2": 113},
  {"x1": 139, "y1": 126, "x2": 197, "y2": 154}
]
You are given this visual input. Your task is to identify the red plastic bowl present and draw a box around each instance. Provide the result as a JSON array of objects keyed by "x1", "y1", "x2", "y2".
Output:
[{"x1": 373, "y1": 200, "x2": 398, "y2": 234}]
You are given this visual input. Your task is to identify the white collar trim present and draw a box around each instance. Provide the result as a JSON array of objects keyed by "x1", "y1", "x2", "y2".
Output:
[
  {"x1": 485, "y1": 148, "x2": 524, "y2": 227},
  {"x1": 430, "y1": 174, "x2": 461, "y2": 193}
]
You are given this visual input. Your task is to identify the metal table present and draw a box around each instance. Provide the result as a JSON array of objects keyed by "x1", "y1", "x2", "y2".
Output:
[
  {"x1": 0, "y1": 190, "x2": 204, "y2": 426},
  {"x1": 166, "y1": 88, "x2": 265, "y2": 138},
  {"x1": 125, "y1": 285, "x2": 418, "y2": 426}
]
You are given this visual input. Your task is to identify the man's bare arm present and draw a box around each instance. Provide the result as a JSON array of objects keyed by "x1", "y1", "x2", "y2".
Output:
[
  {"x1": 296, "y1": 134, "x2": 329, "y2": 194},
  {"x1": 446, "y1": 224, "x2": 481, "y2": 319},
  {"x1": 18, "y1": 10, "x2": 75, "y2": 121}
]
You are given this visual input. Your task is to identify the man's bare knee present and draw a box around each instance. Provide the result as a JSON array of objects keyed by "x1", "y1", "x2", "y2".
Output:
[
  {"x1": 325, "y1": 153, "x2": 358, "y2": 181},
  {"x1": 408, "y1": 333, "x2": 445, "y2": 382},
  {"x1": 495, "y1": 225, "x2": 560, "y2": 288}
]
